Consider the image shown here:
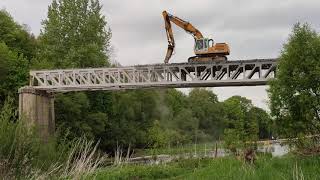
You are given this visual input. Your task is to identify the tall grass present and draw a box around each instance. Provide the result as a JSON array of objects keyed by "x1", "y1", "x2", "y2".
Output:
[
  {"x1": 0, "y1": 97, "x2": 40, "y2": 178},
  {"x1": 94, "y1": 155, "x2": 320, "y2": 180},
  {"x1": 113, "y1": 143, "x2": 132, "y2": 166},
  {"x1": 34, "y1": 138, "x2": 107, "y2": 179},
  {"x1": 0, "y1": 97, "x2": 106, "y2": 179},
  {"x1": 60, "y1": 138, "x2": 106, "y2": 179},
  {"x1": 137, "y1": 142, "x2": 222, "y2": 157}
]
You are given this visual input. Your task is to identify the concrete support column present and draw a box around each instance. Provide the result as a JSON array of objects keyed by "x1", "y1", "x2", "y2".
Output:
[{"x1": 19, "y1": 87, "x2": 55, "y2": 141}]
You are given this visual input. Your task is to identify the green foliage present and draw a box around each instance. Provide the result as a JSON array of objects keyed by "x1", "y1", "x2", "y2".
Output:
[
  {"x1": 249, "y1": 107, "x2": 272, "y2": 139},
  {"x1": 0, "y1": 98, "x2": 39, "y2": 177},
  {"x1": 164, "y1": 89, "x2": 187, "y2": 117},
  {"x1": 103, "y1": 90, "x2": 161, "y2": 150},
  {"x1": 0, "y1": 43, "x2": 29, "y2": 98},
  {"x1": 223, "y1": 128, "x2": 242, "y2": 153},
  {"x1": 97, "y1": 88, "x2": 271, "y2": 152},
  {"x1": 0, "y1": 97, "x2": 65, "y2": 177},
  {"x1": 222, "y1": 96, "x2": 271, "y2": 152},
  {"x1": 0, "y1": 10, "x2": 37, "y2": 60},
  {"x1": 188, "y1": 88, "x2": 223, "y2": 138},
  {"x1": 147, "y1": 120, "x2": 171, "y2": 148},
  {"x1": 157, "y1": 88, "x2": 227, "y2": 145},
  {"x1": 0, "y1": 10, "x2": 35, "y2": 109},
  {"x1": 37, "y1": 0, "x2": 111, "y2": 69},
  {"x1": 269, "y1": 23, "x2": 320, "y2": 143},
  {"x1": 173, "y1": 108, "x2": 199, "y2": 143},
  {"x1": 0, "y1": 98, "x2": 103, "y2": 178}
]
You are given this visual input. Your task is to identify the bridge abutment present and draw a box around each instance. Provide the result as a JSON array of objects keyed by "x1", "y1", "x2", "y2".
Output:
[{"x1": 19, "y1": 87, "x2": 55, "y2": 141}]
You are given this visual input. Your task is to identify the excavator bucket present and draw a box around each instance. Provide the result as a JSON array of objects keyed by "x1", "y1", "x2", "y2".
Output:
[{"x1": 164, "y1": 45, "x2": 174, "y2": 63}]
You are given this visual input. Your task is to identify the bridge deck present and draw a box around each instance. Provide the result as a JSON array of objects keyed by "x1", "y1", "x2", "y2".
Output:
[{"x1": 29, "y1": 58, "x2": 278, "y2": 92}]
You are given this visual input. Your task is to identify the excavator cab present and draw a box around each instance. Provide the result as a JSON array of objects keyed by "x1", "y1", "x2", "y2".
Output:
[
  {"x1": 191, "y1": 37, "x2": 230, "y2": 62},
  {"x1": 194, "y1": 38, "x2": 213, "y2": 53}
]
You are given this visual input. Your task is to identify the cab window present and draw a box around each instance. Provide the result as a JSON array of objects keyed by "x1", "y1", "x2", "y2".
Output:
[
  {"x1": 204, "y1": 39, "x2": 208, "y2": 49},
  {"x1": 195, "y1": 40, "x2": 204, "y2": 51}
]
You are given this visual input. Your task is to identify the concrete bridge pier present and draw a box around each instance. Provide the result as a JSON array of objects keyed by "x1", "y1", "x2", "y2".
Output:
[{"x1": 19, "y1": 87, "x2": 55, "y2": 141}]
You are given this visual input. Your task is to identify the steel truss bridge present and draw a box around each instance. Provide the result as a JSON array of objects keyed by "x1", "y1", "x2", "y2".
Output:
[{"x1": 29, "y1": 58, "x2": 278, "y2": 92}]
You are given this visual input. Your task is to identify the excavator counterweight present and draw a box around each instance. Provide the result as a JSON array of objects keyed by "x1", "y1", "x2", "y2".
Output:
[{"x1": 162, "y1": 10, "x2": 230, "y2": 63}]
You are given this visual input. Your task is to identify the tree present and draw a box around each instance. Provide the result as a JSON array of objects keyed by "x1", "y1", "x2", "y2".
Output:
[
  {"x1": 248, "y1": 107, "x2": 272, "y2": 139},
  {"x1": 0, "y1": 10, "x2": 34, "y2": 110},
  {"x1": 37, "y1": 0, "x2": 113, "y2": 146},
  {"x1": 164, "y1": 89, "x2": 188, "y2": 117},
  {"x1": 0, "y1": 10, "x2": 37, "y2": 60},
  {"x1": 222, "y1": 96, "x2": 258, "y2": 153},
  {"x1": 36, "y1": 0, "x2": 111, "y2": 69},
  {"x1": 268, "y1": 23, "x2": 320, "y2": 140},
  {"x1": 174, "y1": 108, "x2": 199, "y2": 143},
  {"x1": 187, "y1": 88, "x2": 223, "y2": 140},
  {"x1": 0, "y1": 43, "x2": 29, "y2": 101},
  {"x1": 147, "y1": 120, "x2": 171, "y2": 148}
]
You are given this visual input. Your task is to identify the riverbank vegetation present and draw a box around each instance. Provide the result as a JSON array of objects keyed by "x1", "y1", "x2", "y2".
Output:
[
  {"x1": 0, "y1": 97, "x2": 105, "y2": 179},
  {"x1": 94, "y1": 154, "x2": 320, "y2": 180}
]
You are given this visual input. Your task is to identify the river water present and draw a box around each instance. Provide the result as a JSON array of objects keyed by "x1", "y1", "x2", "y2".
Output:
[
  {"x1": 257, "y1": 143, "x2": 290, "y2": 157},
  {"x1": 126, "y1": 143, "x2": 290, "y2": 165}
]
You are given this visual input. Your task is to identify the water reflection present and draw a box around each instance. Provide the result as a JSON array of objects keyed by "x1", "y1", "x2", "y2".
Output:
[{"x1": 257, "y1": 143, "x2": 290, "y2": 157}]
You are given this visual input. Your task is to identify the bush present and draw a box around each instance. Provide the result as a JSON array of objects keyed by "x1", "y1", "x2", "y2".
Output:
[
  {"x1": 0, "y1": 97, "x2": 40, "y2": 178},
  {"x1": 0, "y1": 96, "x2": 106, "y2": 179}
]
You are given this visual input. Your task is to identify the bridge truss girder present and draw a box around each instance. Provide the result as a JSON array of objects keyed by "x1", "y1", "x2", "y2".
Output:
[{"x1": 29, "y1": 59, "x2": 277, "y2": 92}]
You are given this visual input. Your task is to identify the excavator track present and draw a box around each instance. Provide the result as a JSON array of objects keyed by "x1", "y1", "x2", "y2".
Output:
[{"x1": 188, "y1": 55, "x2": 227, "y2": 63}]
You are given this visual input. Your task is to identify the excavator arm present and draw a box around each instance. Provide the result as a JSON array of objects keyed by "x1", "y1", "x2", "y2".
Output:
[{"x1": 162, "y1": 11, "x2": 204, "y2": 63}]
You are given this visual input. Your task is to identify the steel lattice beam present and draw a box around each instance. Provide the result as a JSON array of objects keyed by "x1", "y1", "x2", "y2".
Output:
[{"x1": 29, "y1": 59, "x2": 277, "y2": 92}]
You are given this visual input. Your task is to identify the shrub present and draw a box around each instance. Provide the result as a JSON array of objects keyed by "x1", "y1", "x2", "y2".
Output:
[{"x1": 0, "y1": 96, "x2": 106, "y2": 179}]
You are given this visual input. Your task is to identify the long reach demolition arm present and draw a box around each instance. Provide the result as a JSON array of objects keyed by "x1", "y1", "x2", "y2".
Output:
[{"x1": 162, "y1": 11, "x2": 204, "y2": 63}]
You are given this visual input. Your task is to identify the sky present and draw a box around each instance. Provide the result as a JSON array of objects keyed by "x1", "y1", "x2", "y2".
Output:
[{"x1": 1, "y1": 0, "x2": 320, "y2": 110}]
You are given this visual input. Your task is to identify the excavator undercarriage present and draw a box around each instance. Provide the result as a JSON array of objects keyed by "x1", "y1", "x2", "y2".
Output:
[{"x1": 188, "y1": 54, "x2": 227, "y2": 63}]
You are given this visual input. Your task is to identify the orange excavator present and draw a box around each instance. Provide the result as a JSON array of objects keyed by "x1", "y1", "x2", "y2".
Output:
[{"x1": 162, "y1": 10, "x2": 230, "y2": 63}]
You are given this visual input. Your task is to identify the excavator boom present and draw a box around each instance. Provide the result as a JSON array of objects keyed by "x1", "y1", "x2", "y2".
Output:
[
  {"x1": 163, "y1": 11, "x2": 175, "y2": 63},
  {"x1": 163, "y1": 11, "x2": 204, "y2": 63}
]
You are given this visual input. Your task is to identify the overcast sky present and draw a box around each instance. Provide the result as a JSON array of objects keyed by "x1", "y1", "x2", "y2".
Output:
[{"x1": 1, "y1": 0, "x2": 320, "y2": 110}]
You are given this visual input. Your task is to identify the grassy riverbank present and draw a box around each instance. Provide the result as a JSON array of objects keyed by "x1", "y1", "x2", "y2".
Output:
[{"x1": 93, "y1": 154, "x2": 320, "y2": 180}]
